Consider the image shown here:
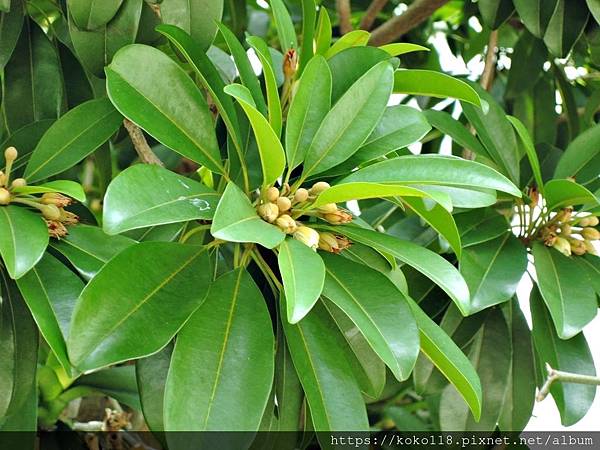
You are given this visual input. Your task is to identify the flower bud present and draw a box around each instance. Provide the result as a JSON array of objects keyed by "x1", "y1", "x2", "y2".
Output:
[
  {"x1": 293, "y1": 188, "x2": 309, "y2": 204},
  {"x1": 568, "y1": 238, "x2": 586, "y2": 256},
  {"x1": 529, "y1": 186, "x2": 539, "y2": 208},
  {"x1": 293, "y1": 225, "x2": 320, "y2": 250},
  {"x1": 552, "y1": 236, "x2": 571, "y2": 256},
  {"x1": 318, "y1": 232, "x2": 339, "y2": 253},
  {"x1": 555, "y1": 208, "x2": 572, "y2": 223},
  {"x1": 579, "y1": 216, "x2": 599, "y2": 227},
  {"x1": 283, "y1": 49, "x2": 298, "y2": 78},
  {"x1": 265, "y1": 186, "x2": 279, "y2": 202},
  {"x1": 59, "y1": 209, "x2": 79, "y2": 225},
  {"x1": 275, "y1": 214, "x2": 297, "y2": 234},
  {"x1": 41, "y1": 204, "x2": 61, "y2": 221},
  {"x1": 0, "y1": 187, "x2": 10, "y2": 205},
  {"x1": 316, "y1": 203, "x2": 337, "y2": 214},
  {"x1": 0, "y1": 171, "x2": 5, "y2": 186},
  {"x1": 584, "y1": 240, "x2": 598, "y2": 256},
  {"x1": 543, "y1": 233, "x2": 557, "y2": 247},
  {"x1": 582, "y1": 227, "x2": 600, "y2": 241},
  {"x1": 46, "y1": 220, "x2": 68, "y2": 239},
  {"x1": 40, "y1": 192, "x2": 72, "y2": 208},
  {"x1": 277, "y1": 196, "x2": 292, "y2": 212},
  {"x1": 258, "y1": 203, "x2": 279, "y2": 223},
  {"x1": 560, "y1": 224, "x2": 572, "y2": 236},
  {"x1": 309, "y1": 181, "x2": 330, "y2": 195},
  {"x1": 321, "y1": 210, "x2": 353, "y2": 224},
  {"x1": 4, "y1": 146, "x2": 17, "y2": 162},
  {"x1": 10, "y1": 178, "x2": 26, "y2": 188}
]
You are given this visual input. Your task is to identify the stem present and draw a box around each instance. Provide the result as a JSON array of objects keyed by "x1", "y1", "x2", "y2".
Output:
[
  {"x1": 359, "y1": 0, "x2": 389, "y2": 30},
  {"x1": 251, "y1": 249, "x2": 283, "y2": 291},
  {"x1": 180, "y1": 224, "x2": 211, "y2": 243},
  {"x1": 336, "y1": 0, "x2": 353, "y2": 34},
  {"x1": 479, "y1": 30, "x2": 498, "y2": 92},
  {"x1": 123, "y1": 119, "x2": 164, "y2": 166},
  {"x1": 537, "y1": 363, "x2": 600, "y2": 402}
]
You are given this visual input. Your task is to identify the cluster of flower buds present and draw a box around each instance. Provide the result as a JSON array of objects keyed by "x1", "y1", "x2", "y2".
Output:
[
  {"x1": 542, "y1": 208, "x2": 599, "y2": 256},
  {"x1": 0, "y1": 146, "x2": 79, "y2": 238}
]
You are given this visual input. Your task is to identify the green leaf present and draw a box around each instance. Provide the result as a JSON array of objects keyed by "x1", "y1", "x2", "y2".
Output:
[
  {"x1": 50, "y1": 224, "x2": 136, "y2": 281},
  {"x1": 274, "y1": 327, "x2": 302, "y2": 443},
  {"x1": 68, "y1": 0, "x2": 123, "y2": 29},
  {"x1": 588, "y1": 0, "x2": 600, "y2": 23},
  {"x1": 298, "y1": 0, "x2": 316, "y2": 74},
  {"x1": 460, "y1": 233, "x2": 528, "y2": 314},
  {"x1": 16, "y1": 253, "x2": 83, "y2": 372},
  {"x1": 505, "y1": 31, "x2": 547, "y2": 99},
  {"x1": 0, "y1": 120, "x2": 55, "y2": 174},
  {"x1": 478, "y1": 0, "x2": 514, "y2": 29},
  {"x1": 269, "y1": 0, "x2": 297, "y2": 51},
  {"x1": 0, "y1": 0, "x2": 23, "y2": 71},
  {"x1": 314, "y1": 7, "x2": 331, "y2": 56},
  {"x1": 224, "y1": 84, "x2": 286, "y2": 185},
  {"x1": 72, "y1": 365, "x2": 141, "y2": 410},
  {"x1": 513, "y1": 0, "x2": 558, "y2": 37},
  {"x1": 136, "y1": 344, "x2": 172, "y2": 433},
  {"x1": 278, "y1": 238, "x2": 325, "y2": 324},
  {"x1": 342, "y1": 154, "x2": 522, "y2": 198},
  {"x1": 160, "y1": 0, "x2": 223, "y2": 51},
  {"x1": 508, "y1": 115, "x2": 544, "y2": 192},
  {"x1": 0, "y1": 206, "x2": 48, "y2": 280},
  {"x1": 530, "y1": 286, "x2": 596, "y2": 426},
  {"x1": 439, "y1": 308, "x2": 510, "y2": 431},
  {"x1": 407, "y1": 298, "x2": 482, "y2": 421},
  {"x1": 164, "y1": 269, "x2": 274, "y2": 434},
  {"x1": 103, "y1": 164, "x2": 219, "y2": 235},
  {"x1": 24, "y1": 98, "x2": 122, "y2": 183},
  {"x1": 380, "y1": 43, "x2": 429, "y2": 56},
  {"x1": 554, "y1": 123, "x2": 600, "y2": 185},
  {"x1": 302, "y1": 61, "x2": 394, "y2": 178},
  {"x1": 455, "y1": 209, "x2": 509, "y2": 248},
  {"x1": 321, "y1": 254, "x2": 419, "y2": 381},
  {"x1": 106, "y1": 44, "x2": 224, "y2": 173},
  {"x1": 543, "y1": 0, "x2": 589, "y2": 57},
  {"x1": 544, "y1": 179, "x2": 599, "y2": 210},
  {"x1": 423, "y1": 110, "x2": 489, "y2": 159},
  {"x1": 11, "y1": 181, "x2": 86, "y2": 202},
  {"x1": 247, "y1": 36, "x2": 283, "y2": 137},
  {"x1": 285, "y1": 55, "x2": 332, "y2": 170},
  {"x1": 330, "y1": 226, "x2": 471, "y2": 315},
  {"x1": 211, "y1": 182, "x2": 285, "y2": 248},
  {"x1": 324, "y1": 30, "x2": 370, "y2": 59},
  {"x1": 532, "y1": 242, "x2": 597, "y2": 339},
  {"x1": 68, "y1": 242, "x2": 212, "y2": 371},
  {"x1": 282, "y1": 302, "x2": 369, "y2": 436},
  {"x1": 394, "y1": 70, "x2": 481, "y2": 107},
  {"x1": 498, "y1": 299, "x2": 536, "y2": 432}
]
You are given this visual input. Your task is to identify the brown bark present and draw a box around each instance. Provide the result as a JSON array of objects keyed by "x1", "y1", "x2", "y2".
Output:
[
  {"x1": 123, "y1": 119, "x2": 164, "y2": 167},
  {"x1": 359, "y1": 0, "x2": 389, "y2": 31},
  {"x1": 336, "y1": 0, "x2": 353, "y2": 34}
]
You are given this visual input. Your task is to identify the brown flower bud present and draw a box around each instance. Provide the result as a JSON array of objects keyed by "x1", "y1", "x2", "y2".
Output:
[
  {"x1": 560, "y1": 224, "x2": 572, "y2": 236},
  {"x1": 293, "y1": 188, "x2": 309, "y2": 204},
  {"x1": 309, "y1": 181, "x2": 330, "y2": 195},
  {"x1": 258, "y1": 203, "x2": 279, "y2": 223},
  {"x1": 0, "y1": 187, "x2": 10, "y2": 205},
  {"x1": 266, "y1": 186, "x2": 280, "y2": 202},
  {"x1": 293, "y1": 225, "x2": 320, "y2": 250},
  {"x1": 321, "y1": 210, "x2": 353, "y2": 224},
  {"x1": 277, "y1": 196, "x2": 292, "y2": 212},
  {"x1": 59, "y1": 209, "x2": 79, "y2": 226},
  {"x1": 283, "y1": 49, "x2": 298, "y2": 78},
  {"x1": 41, "y1": 204, "x2": 61, "y2": 221},
  {"x1": 584, "y1": 240, "x2": 598, "y2": 256},
  {"x1": 555, "y1": 208, "x2": 573, "y2": 223},
  {"x1": 529, "y1": 186, "x2": 539, "y2": 208},
  {"x1": 0, "y1": 171, "x2": 5, "y2": 186},
  {"x1": 4, "y1": 146, "x2": 17, "y2": 162},
  {"x1": 275, "y1": 214, "x2": 297, "y2": 234},
  {"x1": 581, "y1": 227, "x2": 600, "y2": 241},
  {"x1": 45, "y1": 219, "x2": 68, "y2": 239},
  {"x1": 568, "y1": 238, "x2": 586, "y2": 256},
  {"x1": 552, "y1": 236, "x2": 571, "y2": 256},
  {"x1": 579, "y1": 216, "x2": 599, "y2": 227},
  {"x1": 317, "y1": 203, "x2": 338, "y2": 214},
  {"x1": 10, "y1": 178, "x2": 26, "y2": 188},
  {"x1": 543, "y1": 233, "x2": 557, "y2": 247},
  {"x1": 40, "y1": 192, "x2": 72, "y2": 208}
]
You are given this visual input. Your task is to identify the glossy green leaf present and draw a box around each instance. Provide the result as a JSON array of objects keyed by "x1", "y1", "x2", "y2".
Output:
[
  {"x1": 322, "y1": 254, "x2": 419, "y2": 381},
  {"x1": 224, "y1": 84, "x2": 285, "y2": 185},
  {"x1": 554, "y1": 123, "x2": 600, "y2": 185},
  {"x1": 460, "y1": 233, "x2": 527, "y2": 314},
  {"x1": 103, "y1": 164, "x2": 219, "y2": 235},
  {"x1": 302, "y1": 61, "x2": 394, "y2": 177},
  {"x1": 68, "y1": 0, "x2": 123, "y2": 29},
  {"x1": 11, "y1": 181, "x2": 85, "y2": 202},
  {"x1": 423, "y1": 110, "x2": 489, "y2": 159},
  {"x1": 16, "y1": 253, "x2": 83, "y2": 372},
  {"x1": 330, "y1": 226, "x2": 471, "y2": 315},
  {"x1": 278, "y1": 238, "x2": 325, "y2": 324},
  {"x1": 455, "y1": 209, "x2": 509, "y2": 248},
  {"x1": 505, "y1": 31, "x2": 547, "y2": 99},
  {"x1": 532, "y1": 242, "x2": 597, "y2": 339},
  {"x1": 211, "y1": 182, "x2": 285, "y2": 248},
  {"x1": 407, "y1": 297, "x2": 482, "y2": 421},
  {"x1": 298, "y1": 0, "x2": 316, "y2": 74},
  {"x1": 270, "y1": 0, "x2": 297, "y2": 51},
  {"x1": 164, "y1": 269, "x2": 274, "y2": 433},
  {"x1": 324, "y1": 30, "x2": 370, "y2": 59},
  {"x1": 544, "y1": 179, "x2": 599, "y2": 210},
  {"x1": 136, "y1": 344, "x2": 172, "y2": 433},
  {"x1": 0, "y1": 0, "x2": 23, "y2": 71},
  {"x1": 71, "y1": 365, "x2": 140, "y2": 410},
  {"x1": 530, "y1": 286, "x2": 596, "y2": 426},
  {"x1": 160, "y1": 0, "x2": 223, "y2": 51},
  {"x1": 106, "y1": 44, "x2": 224, "y2": 173},
  {"x1": 314, "y1": 7, "x2": 331, "y2": 56},
  {"x1": 508, "y1": 115, "x2": 544, "y2": 192},
  {"x1": 498, "y1": 299, "x2": 536, "y2": 432},
  {"x1": 513, "y1": 0, "x2": 558, "y2": 37},
  {"x1": 342, "y1": 154, "x2": 522, "y2": 198},
  {"x1": 0, "y1": 120, "x2": 54, "y2": 175},
  {"x1": 0, "y1": 206, "x2": 48, "y2": 280},
  {"x1": 380, "y1": 43, "x2": 429, "y2": 56},
  {"x1": 543, "y1": 0, "x2": 589, "y2": 57},
  {"x1": 478, "y1": 0, "x2": 514, "y2": 29},
  {"x1": 50, "y1": 224, "x2": 136, "y2": 281},
  {"x1": 394, "y1": 70, "x2": 481, "y2": 107},
  {"x1": 68, "y1": 242, "x2": 212, "y2": 371},
  {"x1": 439, "y1": 308, "x2": 510, "y2": 431},
  {"x1": 282, "y1": 302, "x2": 369, "y2": 436},
  {"x1": 24, "y1": 98, "x2": 122, "y2": 183},
  {"x1": 286, "y1": 55, "x2": 331, "y2": 170}
]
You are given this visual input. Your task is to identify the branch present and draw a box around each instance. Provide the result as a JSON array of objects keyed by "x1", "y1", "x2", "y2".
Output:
[
  {"x1": 537, "y1": 363, "x2": 600, "y2": 402},
  {"x1": 336, "y1": 0, "x2": 353, "y2": 35},
  {"x1": 369, "y1": 0, "x2": 449, "y2": 46},
  {"x1": 359, "y1": 0, "x2": 389, "y2": 31},
  {"x1": 123, "y1": 119, "x2": 164, "y2": 167},
  {"x1": 479, "y1": 30, "x2": 498, "y2": 91}
]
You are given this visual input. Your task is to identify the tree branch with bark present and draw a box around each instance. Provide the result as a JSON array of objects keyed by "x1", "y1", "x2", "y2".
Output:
[
  {"x1": 360, "y1": 0, "x2": 389, "y2": 31},
  {"x1": 336, "y1": 0, "x2": 353, "y2": 34}
]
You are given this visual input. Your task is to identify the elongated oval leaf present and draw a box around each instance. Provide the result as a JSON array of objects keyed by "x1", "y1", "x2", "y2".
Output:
[
  {"x1": 106, "y1": 44, "x2": 224, "y2": 173},
  {"x1": 164, "y1": 269, "x2": 274, "y2": 435},
  {"x1": 0, "y1": 206, "x2": 48, "y2": 279},
  {"x1": 278, "y1": 238, "x2": 325, "y2": 323},
  {"x1": 543, "y1": 0, "x2": 589, "y2": 57},
  {"x1": 68, "y1": 0, "x2": 123, "y2": 30},
  {"x1": 160, "y1": 0, "x2": 223, "y2": 51},
  {"x1": 136, "y1": 344, "x2": 172, "y2": 433},
  {"x1": 321, "y1": 254, "x2": 419, "y2": 381},
  {"x1": 68, "y1": 242, "x2": 212, "y2": 371},
  {"x1": 103, "y1": 164, "x2": 219, "y2": 235},
  {"x1": 380, "y1": 43, "x2": 429, "y2": 56},
  {"x1": 394, "y1": 70, "x2": 481, "y2": 107},
  {"x1": 12, "y1": 181, "x2": 85, "y2": 202},
  {"x1": 270, "y1": 0, "x2": 297, "y2": 51},
  {"x1": 544, "y1": 179, "x2": 598, "y2": 210},
  {"x1": 0, "y1": 1, "x2": 23, "y2": 71},
  {"x1": 423, "y1": 110, "x2": 489, "y2": 159},
  {"x1": 24, "y1": 98, "x2": 122, "y2": 183},
  {"x1": 324, "y1": 30, "x2": 370, "y2": 59},
  {"x1": 554, "y1": 123, "x2": 600, "y2": 185}
]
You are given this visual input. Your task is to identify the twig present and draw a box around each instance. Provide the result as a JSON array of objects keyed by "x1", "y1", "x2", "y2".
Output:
[
  {"x1": 480, "y1": 30, "x2": 498, "y2": 91},
  {"x1": 359, "y1": 0, "x2": 389, "y2": 30},
  {"x1": 336, "y1": 0, "x2": 353, "y2": 34},
  {"x1": 369, "y1": 0, "x2": 449, "y2": 46},
  {"x1": 537, "y1": 363, "x2": 600, "y2": 402},
  {"x1": 123, "y1": 119, "x2": 164, "y2": 166}
]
